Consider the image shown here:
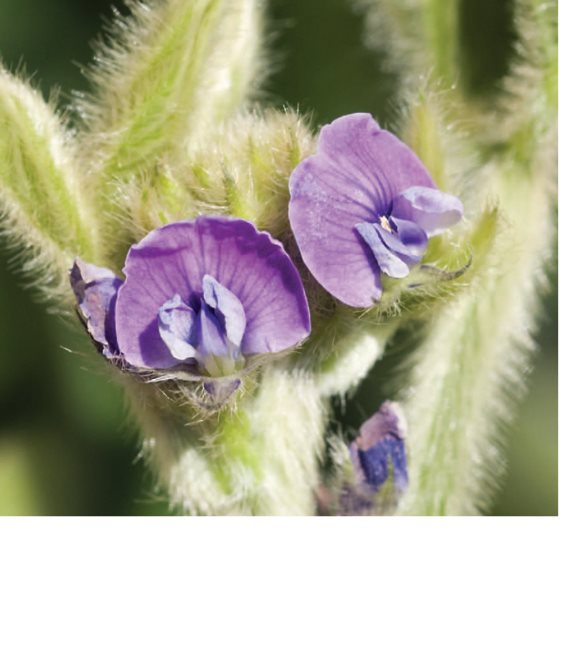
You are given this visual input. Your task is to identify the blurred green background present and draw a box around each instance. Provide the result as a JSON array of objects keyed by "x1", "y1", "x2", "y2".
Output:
[{"x1": 0, "y1": 0, "x2": 557, "y2": 515}]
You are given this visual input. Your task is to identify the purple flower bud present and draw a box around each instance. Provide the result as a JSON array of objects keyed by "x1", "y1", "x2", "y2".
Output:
[
  {"x1": 70, "y1": 216, "x2": 311, "y2": 380},
  {"x1": 349, "y1": 401, "x2": 408, "y2": 493},
  {"x1": 70, "y1": 259, "x2": 122, "y2": 358},
  {"x1": 289, "y1": 113, "x2": 463, "y2": 307}
]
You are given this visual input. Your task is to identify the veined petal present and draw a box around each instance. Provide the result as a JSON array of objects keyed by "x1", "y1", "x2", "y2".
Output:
[
  {"x1": 157, "y1": 295, "x2": 198, "y2": 362},
  {"x1": 317, "y1": 114, "x2": 436, "y2": 197},
  {"x1": 70, "y1": 259, "x2": 121, "y2": 358},
  {"x1": 115, "y1": 216, "x2": 310, "y2": 369},
  {"x1": 289, "y1": 113, "x2": 435, "y2": 307},
  {"x1": 392, "y1": 186, "x2": 463, "y2": 236},
  {"x1": 202, "y1": 275, "x2": 246, "y2": 348},
  {"x1": 355, "y1": 222, "x2": 410, "y2": 278},
  {"x1": 196, "y1": 302, "x2": 231, "y2": 361}
]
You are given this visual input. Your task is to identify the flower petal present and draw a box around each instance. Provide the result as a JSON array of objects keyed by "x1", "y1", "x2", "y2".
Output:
[
  {"x1": 386, "y1": 217, "x2": 429, "y2": 261},
  {"x1": 357, "y1": 439, "x2": 391, "y2": 490},
  {"x1": 158, "y1": 295, "x2": 198, "y2": 362},
  {"x1": 350, "y1": 401, "x2": 408, "y2": 492},
  {"x1": 115, "y1": 217, "x2": 310, "y2": 369},
  {"x1": 392, "y1": 186, "x2": 463, "y2": 236},
  {"x1": 357, "y1": 436, "x2": 408, "y2": 491},
  {"x1": 353, "y1": 401, "x2": 406, "y2": 450},
  {"x1": 196, "y1": 302, "x2": 231, "y2": 361},
  {"x1": 316, "y1": 114, "x2": 436, "y2": 197},
  {"x1": 70, "y1": 259, "x2": 121, "y2": 358},
  {"x1": 289, "y1": 113, "x2": 435, "y2": 307},
  {"x1": 202, "y1": 275, "x2": 246, "y2": 348},
  {"x1": 355, "y1": 222, "x2": 410, "y2": 278},
  {"x1": 388, "y1": 436, "x2": 409, "y2": 491}
]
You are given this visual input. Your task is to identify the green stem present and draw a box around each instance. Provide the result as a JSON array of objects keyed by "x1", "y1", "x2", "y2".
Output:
[
  {"x1": 130, "y1": 321, "x2": 396, "y2": 515},
  {"x1": 399, "y1": 164, "x2": 554, "y2": 515}
]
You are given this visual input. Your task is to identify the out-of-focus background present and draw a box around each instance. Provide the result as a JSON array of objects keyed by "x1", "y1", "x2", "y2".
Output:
[{"x1": 0, "y1": 0, "x2": 557, "y2": 515}]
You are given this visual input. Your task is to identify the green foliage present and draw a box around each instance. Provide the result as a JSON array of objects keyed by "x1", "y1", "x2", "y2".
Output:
[
  {"x1": 0, "y1": 68, "x2": 99, "y2": 304},
  {"x1": 123, "y1": 110, "x2": 314, "y2": 245},
  {"x1": 78, "y1": 0, "x2": 265, "y2": 185}
]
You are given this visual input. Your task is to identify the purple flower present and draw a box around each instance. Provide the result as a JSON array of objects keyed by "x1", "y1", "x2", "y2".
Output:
[
  {"x1": 71, "y1": 216, "x2": 311, "y2": 379},
  {"x1": 289, "y1": 113, "x2": 463, "y2": 307},
  {"x1": 349, "y1": 401, "x2": 408, "y2": 493}
]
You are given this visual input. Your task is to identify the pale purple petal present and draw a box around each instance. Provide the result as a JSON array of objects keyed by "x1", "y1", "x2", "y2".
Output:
[
  {"x1": 392, "y1": 186, "x2": 463, "y2": 236},
  {"x1": 389, "y1": 217, "x2": 429, "y2": 258},
  {"x1": 353, "y1": 401, "x2": 406, "y2": 451},
  {"x1": 202, "y1": 275, "x2": 246, "y2": 348},
  {"x1": 316, "y1": 114, "x2": 436, "y2": 197},
  {"x1": 350, "y1": 401, "x2": 408, "y2": 492},
  {"x1": 158, "y1": 295, "x2": 198, "y2": 362},
  {"x1": 115, "y1": 217, "x2": 310, "y2": 369},
  {"x1": 70, "y1": 259, "x2": 121, "y2": 358},
  {"x1": 289, "y1": 113, "x2": 435, "y2": 307},
  {"x1": 355, "y1": 222, "x2": 410, "y2": 278},
  {"x1": 196, "y1": 302, "x2": 230, "y2": 360}
]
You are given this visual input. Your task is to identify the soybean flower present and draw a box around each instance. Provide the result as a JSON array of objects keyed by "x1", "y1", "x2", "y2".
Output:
[
  {"x1": 289, "y1": 113, "x2": 463, "y2": 307},
  {"x1": 71, "y1": 216, "x2": 311, "y2": 382}
]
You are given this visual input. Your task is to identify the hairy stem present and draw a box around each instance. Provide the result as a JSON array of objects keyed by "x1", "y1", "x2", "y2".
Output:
[
  {"x1": 399, "y1": 155, "x2": 554, "y2": 515},
  {"x1": 132, "y1": 321, "x2": 395, "y2": 515}
]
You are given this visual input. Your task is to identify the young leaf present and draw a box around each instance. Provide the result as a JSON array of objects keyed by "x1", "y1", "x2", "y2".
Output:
[{"x1": 0, "y1": 68, "x2": 99, "y2": 304}]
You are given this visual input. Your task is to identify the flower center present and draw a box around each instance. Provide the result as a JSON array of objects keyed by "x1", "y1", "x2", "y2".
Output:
[
  {"x1": 379, "y1": 214, "x2": 392, "y2": 232},
  {"x1": 157, "y1": 275, "x2": 247, "y2": 377}
]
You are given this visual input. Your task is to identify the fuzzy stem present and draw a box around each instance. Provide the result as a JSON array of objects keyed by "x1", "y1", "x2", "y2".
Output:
[
  {"x1": 132, "y1": 321, "x2": 395, "y2": 515},
  {"x1": 245, "y1": 367, "x2": 328, "y2": 515},
  {"x1": 246, "y1": 324, "x2": 395, "y2": 514},
  {"x1": 399, "y1": 160, "x2": 554, "y2": 515},
  {"x1": 130, "y1": 368, "x2": 326, "y2": 516}
]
